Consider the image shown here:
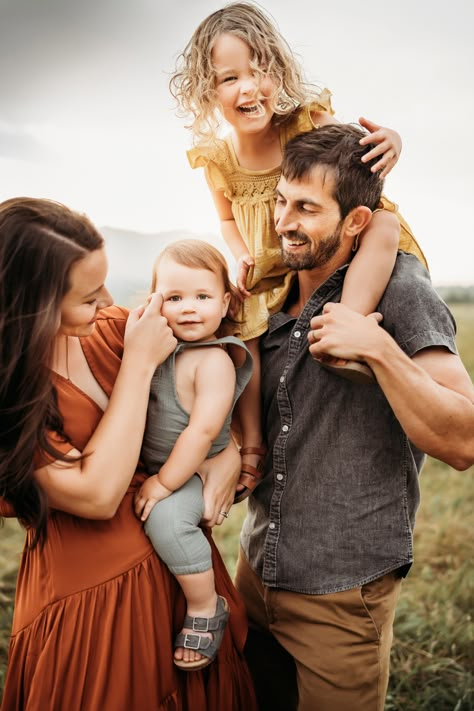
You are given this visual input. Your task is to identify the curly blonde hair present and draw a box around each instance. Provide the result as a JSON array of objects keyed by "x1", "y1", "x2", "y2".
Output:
[{"x1": 169, "y1": 1, "x2": 321, "y2": 144}]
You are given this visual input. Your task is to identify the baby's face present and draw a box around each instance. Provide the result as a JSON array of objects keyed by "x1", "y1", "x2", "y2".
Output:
[{"x1": 155, "y1": 257, "x2": 230, "y2": 342}]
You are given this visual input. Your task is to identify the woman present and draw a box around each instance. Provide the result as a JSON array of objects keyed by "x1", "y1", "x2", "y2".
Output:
[{"x1": 0, "y1": 197, "x2": 256, "y2": 710}]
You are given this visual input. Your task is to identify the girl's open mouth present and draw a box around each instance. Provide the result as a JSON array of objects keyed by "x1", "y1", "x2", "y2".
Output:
[{"x1": 238, "y1": 101, "x2": 265, "y2": 117}]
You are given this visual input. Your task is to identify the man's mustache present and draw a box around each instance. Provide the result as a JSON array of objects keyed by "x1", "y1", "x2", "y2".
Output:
[{"x1": 278, "y1": 230, "x2": 310, "y2": 244}]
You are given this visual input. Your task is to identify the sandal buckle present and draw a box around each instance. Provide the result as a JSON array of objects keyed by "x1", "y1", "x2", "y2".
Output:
[
  {"x1": 192, "y1": 617, "x2": 209, "y2": 632},
  {"x1": 183, "y1": 633, "x2": 201, "y2": 650}
]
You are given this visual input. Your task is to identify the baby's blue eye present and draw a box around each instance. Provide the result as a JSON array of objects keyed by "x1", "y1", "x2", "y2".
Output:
[
  {"x1": 169, "y1": 295, "x2": 181, "y2": 302},
  {"x1": 197, "y1": 294, "x2": 210, "y2": 300}
]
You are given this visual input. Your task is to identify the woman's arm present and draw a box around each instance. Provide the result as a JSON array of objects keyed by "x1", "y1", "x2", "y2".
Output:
[
  {"x1": 200, "y1": 438, "x2": 241, "y2": 527},
  {"x1": 35, "y1": 294, "x2": 177, "y2": 519},
  {"x1": 134, "y1": 348, "x2": 236, "y2": 521}
]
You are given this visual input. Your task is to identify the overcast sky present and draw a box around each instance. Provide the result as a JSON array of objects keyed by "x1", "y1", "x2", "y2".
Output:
[{"x1": 1, "y1": 0, "x2": 473, "y2": 285}]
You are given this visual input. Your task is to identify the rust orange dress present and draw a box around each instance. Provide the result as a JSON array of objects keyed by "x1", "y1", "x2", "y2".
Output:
[{"x1": 0, "y1": 306, "x2": 257, "y2": 711}]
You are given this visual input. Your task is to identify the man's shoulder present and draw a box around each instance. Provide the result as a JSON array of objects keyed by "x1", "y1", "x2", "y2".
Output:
[
  {"x1": 380, "y1": 253, "x2": 456, "y2": 356},
  {"x1": 385, "y1": 252, "x2": 432, "y2": 295}
]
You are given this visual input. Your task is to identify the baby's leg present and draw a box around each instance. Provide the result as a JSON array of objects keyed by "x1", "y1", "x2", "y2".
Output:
[
  {"x1": 144, "y1": 475, "x2": 217, "y2": 665},
  {"x1": 233, "y1": 337, "x2": 266, "y2": 500}
]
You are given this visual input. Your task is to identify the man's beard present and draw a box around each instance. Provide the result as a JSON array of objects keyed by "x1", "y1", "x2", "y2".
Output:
[{"x1": 279, "y1": 223, "x2": 343, "y2": 271}]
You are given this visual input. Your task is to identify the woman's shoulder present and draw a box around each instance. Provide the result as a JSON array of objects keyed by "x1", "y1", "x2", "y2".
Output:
[{"x1": 87, "y1": 305, "x2": 129, "y2": 356}]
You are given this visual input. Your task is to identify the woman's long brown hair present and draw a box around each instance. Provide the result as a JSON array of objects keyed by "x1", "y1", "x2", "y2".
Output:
[{"x1": 0, "y1": 197, "x2": 104, "y2": 544}]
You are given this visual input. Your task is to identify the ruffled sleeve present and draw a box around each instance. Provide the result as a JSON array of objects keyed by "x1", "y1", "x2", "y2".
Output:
[
  {"x1": 187, "y1": 143, "x2": 230, "y2": 194},
  {"x1": 283, "y1": 89, "x2": 335, "y2": 143},
  {"x1": 309, "y1": 87, "x2": 335, "y2": 117}
]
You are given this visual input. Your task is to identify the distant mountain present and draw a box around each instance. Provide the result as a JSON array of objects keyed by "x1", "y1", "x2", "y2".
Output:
[{"x1": 100, "y1": 226, "x2": 226, "y2": 307}]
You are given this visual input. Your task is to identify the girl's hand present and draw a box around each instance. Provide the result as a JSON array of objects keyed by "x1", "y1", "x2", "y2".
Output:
[
  {"x1": 358, "y1": 117, "x2": 402, "y2": 179},
  {"x1": 124, "y1": 292, "x2": 177, "y2": 372},
  {"x1": 199, "y1": 440, "x2": 240, "y2": 527},
  {"x1": 134, "y1": 474, "x2": 173, "y2": 522},
  {"x1": 236, "y1": 254, "x2": 255, "y2": 299}
]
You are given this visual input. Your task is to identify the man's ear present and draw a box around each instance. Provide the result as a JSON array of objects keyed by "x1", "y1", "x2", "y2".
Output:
[{"x1": 343, "y1": 206, "x2": 373, "y2": 238}]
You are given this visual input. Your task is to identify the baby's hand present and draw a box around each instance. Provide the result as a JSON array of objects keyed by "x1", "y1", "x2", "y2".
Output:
[
  {"x1": 358, "y1": 117, "x2": 402, "y2": 179},
  {"x1": 134, "y1": 475, "x2": 173, "y2": 521},
  {"x1": 236, "y1": 253, "x2": 255, "y2": 299}
]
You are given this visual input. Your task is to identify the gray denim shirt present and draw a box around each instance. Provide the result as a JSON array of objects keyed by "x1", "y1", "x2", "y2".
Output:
[{"x1": 240, "y1": 253, "x2": 457, "y2": 594}]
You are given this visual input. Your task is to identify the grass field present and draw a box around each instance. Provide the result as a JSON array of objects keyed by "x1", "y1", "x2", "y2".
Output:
[{"x1": 1, "y1": 303, "x2": 473, "y2": 709}]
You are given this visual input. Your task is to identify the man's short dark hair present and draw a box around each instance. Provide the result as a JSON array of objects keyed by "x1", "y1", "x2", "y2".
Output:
[{"x1": 281, "y1": 124, "x2": 384, "y2": 217}]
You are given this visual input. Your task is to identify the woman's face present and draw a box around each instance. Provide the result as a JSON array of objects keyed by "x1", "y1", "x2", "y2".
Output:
[{"x1": 59, "y1": 248, "x2": 113, "y2": 337}]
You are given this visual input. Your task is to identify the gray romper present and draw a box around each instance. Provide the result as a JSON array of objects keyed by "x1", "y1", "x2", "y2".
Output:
[{"x1": 141, "y1": 336, "x2": 253, "y2": 575}]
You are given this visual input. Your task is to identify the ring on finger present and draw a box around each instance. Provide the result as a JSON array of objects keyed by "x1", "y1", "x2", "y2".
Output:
[{"x1": 219, "y1": 511, "x2": 229, "y2": 518}]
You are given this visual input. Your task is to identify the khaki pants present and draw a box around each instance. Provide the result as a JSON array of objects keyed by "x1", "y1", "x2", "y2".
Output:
[{"x1": 235, "y1": 549, "x2": 402, "y2": 711}]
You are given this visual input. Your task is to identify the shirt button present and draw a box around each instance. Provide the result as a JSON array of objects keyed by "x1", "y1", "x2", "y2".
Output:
[
  {"x1": 276, "y1": 474, "x2": 284, "y2": 481},
  {"x1": 269, "y1": 522, "x2": 276, "y2": 530},
  {"x1": 279, "y1": 375, "x2": 285, "y2": 383},
  {"x1": 294, "y1": 330, "x2": 301, "y2": 338},
  {"x1": 282, "y1": 424, "x2": 289, "y2": 432}
]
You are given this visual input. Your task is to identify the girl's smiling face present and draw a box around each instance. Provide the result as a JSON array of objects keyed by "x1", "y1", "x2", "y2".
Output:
[{"x1": 212, "y1": 33, "x2": 277, "y2": 133}]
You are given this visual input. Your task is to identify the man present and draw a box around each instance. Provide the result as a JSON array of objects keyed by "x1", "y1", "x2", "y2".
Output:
[{"x1": 234, "y1": 124, "x2": 474, "y2": 711}]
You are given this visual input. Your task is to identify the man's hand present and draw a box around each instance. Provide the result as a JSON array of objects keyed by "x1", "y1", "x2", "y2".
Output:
[
  {"x1": 134, "y1": 474, "x2": 173, "y2": 522},
  {"x1": 308, "y1": 302, "x2": 383, "y2": 363}
]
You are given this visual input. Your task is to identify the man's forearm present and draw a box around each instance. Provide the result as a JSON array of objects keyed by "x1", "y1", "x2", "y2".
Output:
[{"x1": 366, "y1": 331, "x2": 474, "y2": 470}]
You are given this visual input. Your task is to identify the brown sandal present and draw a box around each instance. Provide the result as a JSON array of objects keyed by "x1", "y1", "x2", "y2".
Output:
[
  {"x1": 234, "y1": 445, "x2": 267, "y2": 504},
  {"x1": 320, "y1": 358, "x2": 375, "y2": 385}
]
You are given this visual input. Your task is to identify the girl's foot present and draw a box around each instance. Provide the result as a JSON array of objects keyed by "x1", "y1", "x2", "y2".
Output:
[
  {"x1": 320, "y1": 357, "x2": 375, "y2": 385},
  {"x1": 174, "y1": 595, "x2": 230, "y2": 671}
]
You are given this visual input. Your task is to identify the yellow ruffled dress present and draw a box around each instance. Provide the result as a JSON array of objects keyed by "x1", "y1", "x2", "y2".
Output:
[{"x1": 188, "y1": 90, "x2": 427, "y2": 340}]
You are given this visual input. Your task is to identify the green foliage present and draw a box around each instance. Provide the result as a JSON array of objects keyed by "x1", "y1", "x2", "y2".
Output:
[
  {"x1": 437, "y1": 286, "x2": 474, "y2": 304},
  {"x1": 1, "y1": 305, "x2": 473, "y2": 708}
]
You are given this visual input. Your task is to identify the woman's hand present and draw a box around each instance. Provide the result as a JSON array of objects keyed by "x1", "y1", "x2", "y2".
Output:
[
  {"x1": 123, "y1": 292, "x2": 177, "y2": 373},
  {"x1": 199, "y1": 439, "x2": 241, "y2": 527},
  {"x1": 358, "y1": 117, "x2": 402, "y2": 179}
]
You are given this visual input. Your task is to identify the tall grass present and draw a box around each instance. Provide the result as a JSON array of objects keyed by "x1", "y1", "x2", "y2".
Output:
[{"x1": 1, "y1": 304, "x2": 473, "y2": 708}]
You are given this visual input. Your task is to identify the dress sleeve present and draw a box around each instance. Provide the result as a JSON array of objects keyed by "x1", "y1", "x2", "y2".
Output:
[
  {"x1": 187, "y1": 145, "x2": 230, "y2": 194},
  {"x1": 309, "y1": 87, "x2": 335, "y2": 118},
  {"x1": 284, "y1": 90, "x2": 335, "y2": 142}
]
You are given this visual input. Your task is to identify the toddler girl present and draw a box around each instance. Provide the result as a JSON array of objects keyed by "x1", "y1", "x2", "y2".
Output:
[{"x1": 134, "y1": 239, "x2": 252, "y2": 671}]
